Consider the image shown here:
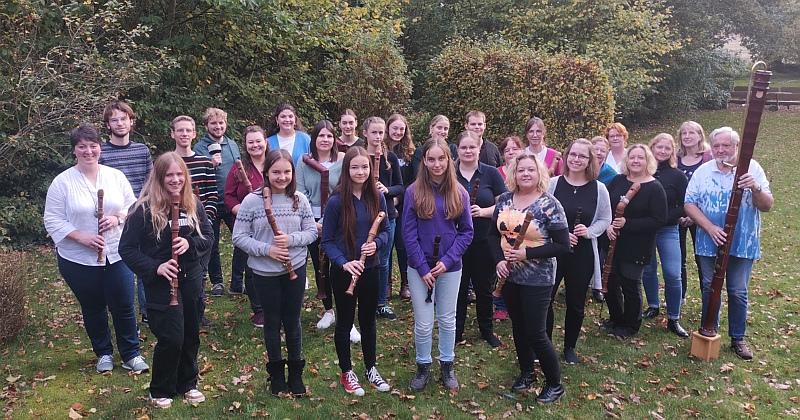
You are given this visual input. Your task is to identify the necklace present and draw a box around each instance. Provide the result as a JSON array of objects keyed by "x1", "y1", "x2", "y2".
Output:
[{"x1": 77, "y1": 167, "x2": 101, "y2": 218}]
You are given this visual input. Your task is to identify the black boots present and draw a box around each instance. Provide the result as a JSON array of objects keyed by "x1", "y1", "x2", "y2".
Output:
[
  {"x1": 409, "y1": 362, "x2": 431, "y2": 391},
  {"x1": 642, "y1": 307, "x2": 660, "y2": 319},
  {"x1": 399, "y1": 272, "x2": 411, "y2": 301},
  {"x1": 536, "y1": 384, "x2": 565, "y2": 403},
  {"x1": 511, "y1": 369, "x2": 537, "y2": 393},
  {"x1": 440, "y1": 360, "x2": 458, "y2": 390},
  {"x1": 266, "y1": 360, "x2": 286, "y2": 396},
  {"x1": 287, "y1": 359, "x2": 307, "y2": 397},
  {"x1": 667, "y1": 319, "x2": 689, "y2": 338}
]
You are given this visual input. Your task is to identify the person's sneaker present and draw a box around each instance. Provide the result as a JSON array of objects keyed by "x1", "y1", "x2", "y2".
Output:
[
  {"x1": 150, "y1": 395, "x2": 172, "y2": 409},
  {"x1": 563, "y1": 347, "x2": 579, "y2": 365},
  {"x1": 252, "y1": 312, "x2": 264, "y2": 328},
  {"x1": 317, "y1": 311, "x2": 335, "y2": 329},
  {"x1": 96, "y1": 354, "x2": 113, "y2": 373},
  {"x1": 228, "y1": 285, "x2": 245, "y2": 295},
  {"x1": 350, "y1": 325, "x2": 361, "y2": 343},
  {"x1": 376, "y1": 306, "x2": 397, "y2": 321},
  {"x1": 141, "y1": 314, "x2": 149, "y2": 328},
  {"x1": 184, "y1": 389, "x2": 205, "y2": 403},
  {"x1": 467, "y1": 290, "x2": 477, "y2": 304},
  {"x1": 340, "y1": 370, "x2": 365, "y2": 396},
  {"x1": 493, "y1": 309, "x2": 508, "y2": 321},
  {"x1": 200, "y1": 316, "x2": 216, "y2": 328},
  {"x1": 211, "y1": 283, "x2": 224, "y2": 297},
  {"x1": 365, "y1": 366, "x2": 391, "y2": 392},
  {"x1": 592, "y1": 289, "x2": 605, "y2": 303},
  {"x1": 731, "y1": 339, "x2": 753, "y2": 360},
  {"x1": 122, "y1": 355, "x2": 150, "y2": 372}
]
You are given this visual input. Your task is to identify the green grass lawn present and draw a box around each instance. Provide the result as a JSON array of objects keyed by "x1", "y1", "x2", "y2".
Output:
[
  {"x1": 734, "y1": 71, "x2": 800, "y2": 88},
  {"x1": 3, "y1": 109, "x2": 800, "y2": 419}
]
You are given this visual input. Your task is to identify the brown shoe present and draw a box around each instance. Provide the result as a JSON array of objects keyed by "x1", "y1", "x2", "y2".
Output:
[
  {"x1": 731, "y1": 340, "x2": 753, "y2": 360},
  {"x1": 399, "y1": 272, "x2": 411, "y2": 302}
]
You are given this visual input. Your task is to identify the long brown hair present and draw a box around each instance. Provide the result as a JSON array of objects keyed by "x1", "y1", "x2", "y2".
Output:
[
  {"x1": 337, "y1": 146, "x2": 382, "y2": 257},
  {"x1": 134, "y1": 152, "x2": 202, "y2": 241},
  {"x1": 412, "y1": 139, "x2": 465, "y2": 220},
  {"x1": 241, "y1": 125, "x2": 269, "y2": 177},
  {"x1": 263, "y1": 149, "x2": 299, "y2": 211},
  {"x1": 386, "y1": 113, "x2": 415, "y2": 162}
]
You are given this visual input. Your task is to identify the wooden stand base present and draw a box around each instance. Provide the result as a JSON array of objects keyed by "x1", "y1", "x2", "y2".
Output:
[{"x1": 690, "y1": 331, "x2": 721, "y2": 361}]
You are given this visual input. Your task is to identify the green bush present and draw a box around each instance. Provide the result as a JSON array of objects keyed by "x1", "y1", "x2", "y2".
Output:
[
  {"x1": 0, "y1": 251, "x2": 28, "y2": 344},
  {"x1": 0, "y1": 195, "x2": 47, "y2": 248},
  {"x1": 324, "y1": 30, "x2": 412, "y2": 121},
  {"x1": 423, "y1": 38, "x2": 614, "y2": 151}
]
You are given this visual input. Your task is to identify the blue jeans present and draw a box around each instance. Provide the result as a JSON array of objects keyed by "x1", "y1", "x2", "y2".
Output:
[
  {"x1": 377, "y1": 218, "x2": 396, "y2": 306},
  {"x1": 57, "y1": 255, "x2": 141, "y2": 361},
  {"x1": 408, "y1": 267, "x2": 461, "y2": 363},
  {"x1": 642, "y1": 225, "x2": 683, "y2": 320},
  {"x1": 136, "y1": 276, "x2": 146, "y2": 317},
  {"x1": 698, "y1": 256, "x2": 753, "y2": 339}
]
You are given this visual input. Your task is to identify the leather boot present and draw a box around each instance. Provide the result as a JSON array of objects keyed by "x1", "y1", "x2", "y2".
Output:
[
  {"x1": 667, "y1": 319, "x2": 689, "y2": 338},
  {"x1": 440, "y1": 360, "x2": 458, "y2": 390},
  {"x1": 399, "y1": 272, "x2": 411, "y2": 302},
  {"x1": 287, "y1": 359, "x2": 307, "y2": 397},
  {"x1": 266, "y1": 360, "x2": 286, "y2": 396},
  {"x1": 511, "y1": 369, "x2": 537, "y2": 393},
  {"x1": 409, "y1": 362, "x2": 431, "y2": 391}
]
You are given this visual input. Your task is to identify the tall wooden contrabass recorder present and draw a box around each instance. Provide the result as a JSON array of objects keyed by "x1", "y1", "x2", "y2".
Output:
[
  {"x1": 699, "y1": 63, "x2": 771, "y2": 337},
  {"x1": 169, "y1": 193, "x2": 181, "y2": 306},
  {"x1": 301, "y1": 154, "x2": 330, "y2": 300},
  {"x1": 600, "y1": 183, "x2": 641, "y2": 294},
  {"x1": 262, "y1": 187, "x2": 298, "y2": 280},
  {"x1": 346, "y1": 211, "x2": 386, "y2": 295},
  {"x1": 493, "y1": 211, "x2": 534, "y2": 298},
  {"x1": 96, "y1": 189, "x2": 104, "y2": 262}
]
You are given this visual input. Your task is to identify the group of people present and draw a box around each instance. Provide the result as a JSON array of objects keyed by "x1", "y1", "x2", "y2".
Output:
[{"x1": 43, "y1": 100, "x2": 772, "y2": 409}]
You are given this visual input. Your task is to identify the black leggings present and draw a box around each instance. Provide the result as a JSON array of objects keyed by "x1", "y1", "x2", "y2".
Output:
[
  {"x1": 548, "y1": 241, "x2": 594, "y2": 349},
  {"x1": 456, "y1": 240, "x2": 495, "y2": 339},
  {"x1": 503, "y1": 281, "x2": 561, "y2": 386},
  {"x1": 331, "y1": 265, "x2": 379, "y2": 373},
  {"x1": 605, "y1": 260, "x2": 644, "y2": 333},
  {"x1": 252, "y1": 265, "x2": 306, "y2": 362}
]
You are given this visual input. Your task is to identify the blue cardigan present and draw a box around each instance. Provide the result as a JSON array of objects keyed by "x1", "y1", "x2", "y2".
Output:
[{"x1": 267, "y1": 132, "x2": 312, "y2": 165}]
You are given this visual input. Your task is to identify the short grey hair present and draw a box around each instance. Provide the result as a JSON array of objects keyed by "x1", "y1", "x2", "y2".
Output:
[{"x1": 708, "y1": 126, "x2": 740, "y2": 145}]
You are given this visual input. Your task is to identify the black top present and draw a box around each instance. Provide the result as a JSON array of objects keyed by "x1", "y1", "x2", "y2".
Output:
[
  {"x1": 336, "y1": 137, "x2": 366, "y2": 153},
  {"x1": 119, "y1": 197, "x2": 214, "y2": 284},
  {"x1": 456, "y1": 162, "x2": 508, "y2": 243},
  {"x1": 377, "y1": 151, "x2": 404, "y2": 220},
  {"x1": 412, "y1": 142, "x2": 458, "y2": 180},
  {"x1": 654, "y1": 161, "x2": 688, "y2": 226},
  {"x1": 677, "y1": 156, "x2": 704, "y2": 181},
  {"x1": 553, "y1": 177, "x2": 598, "y2": 250},
  {"x1": 606, "y1": 175, "x2": 667, "y2": 265},
  {"x1": 479, "y1": 139, "x2": 503, "y2": 168}
]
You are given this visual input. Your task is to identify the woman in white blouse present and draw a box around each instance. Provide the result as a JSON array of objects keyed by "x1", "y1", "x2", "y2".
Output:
[{"x1": 44, "y1": 125, "x2": 148, "y2": 374}]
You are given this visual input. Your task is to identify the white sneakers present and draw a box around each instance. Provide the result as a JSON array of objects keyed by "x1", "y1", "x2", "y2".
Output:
[
  {"x1": 350, "y1": 325, "x2": 361, "y2": 343},
  {"x1": 317, "y1": 312, "x2": 335, "y2": 329}
]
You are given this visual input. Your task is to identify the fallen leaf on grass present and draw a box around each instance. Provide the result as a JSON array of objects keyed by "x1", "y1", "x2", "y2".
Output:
[
  {"x1": 68, "y1": 408, "x2": 83, "y2": 419},
  {"x1": 477, "y1": 381, "x2": 489, "y2": 389},
  {"x1": 71, "y1": 403, "x2": 83, "y2": 411}
]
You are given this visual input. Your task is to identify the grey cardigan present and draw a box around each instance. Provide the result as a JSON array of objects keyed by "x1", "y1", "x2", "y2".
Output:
[{"x1": 548, "y1": 176, "x2": 612, "y2": 288}]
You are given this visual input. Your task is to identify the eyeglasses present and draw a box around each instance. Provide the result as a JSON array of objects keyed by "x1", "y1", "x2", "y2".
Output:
[{"x1": 568, "y1": 152, "x2": 590, "y2": 161}]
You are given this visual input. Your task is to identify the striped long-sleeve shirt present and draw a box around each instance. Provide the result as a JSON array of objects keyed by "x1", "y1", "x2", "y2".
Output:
[
  {"x1": 98, "y1": 141, "x2": 153, "y2": 198},
  {"x1": 182, "y1": 154, "x2": 218, "y2": 220}
]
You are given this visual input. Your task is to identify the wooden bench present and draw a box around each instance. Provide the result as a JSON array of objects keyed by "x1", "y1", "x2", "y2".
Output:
[{"x1": 728, "y1": 87, "x2": 800, "y2": 108}]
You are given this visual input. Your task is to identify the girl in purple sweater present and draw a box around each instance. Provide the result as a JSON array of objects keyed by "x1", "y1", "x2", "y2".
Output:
[{"x1": 403, "y1": 139, "x2": 474, "y2": 392}]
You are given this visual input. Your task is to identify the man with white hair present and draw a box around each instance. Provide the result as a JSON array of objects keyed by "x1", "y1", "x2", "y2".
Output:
[{"x1": 684, "y1": 126, "x2": 774, "y2": 360}]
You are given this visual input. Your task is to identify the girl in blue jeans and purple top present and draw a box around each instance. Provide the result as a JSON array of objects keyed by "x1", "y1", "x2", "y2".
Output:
[{"x1": 403, "y1": 138, "x2": 473, "y2": 391}]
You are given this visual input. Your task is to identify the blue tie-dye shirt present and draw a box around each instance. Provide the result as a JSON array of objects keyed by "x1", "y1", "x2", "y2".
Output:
[{"x1": 684, "y1": 159, "x2": 771, "y2": 260}]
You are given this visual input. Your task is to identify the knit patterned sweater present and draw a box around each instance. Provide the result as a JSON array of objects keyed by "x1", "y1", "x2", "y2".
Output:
[
  {"x1": 98, "y1": 141, "x2": 152, "y2": 198},
  {"x1": 231, "y1": 189, "x2": 317, "y2": 276}
]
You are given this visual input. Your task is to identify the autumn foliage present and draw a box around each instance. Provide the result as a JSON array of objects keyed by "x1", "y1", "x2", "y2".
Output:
[{"x1": 424, "y1": 39, "x2": 615, "y2": 151}]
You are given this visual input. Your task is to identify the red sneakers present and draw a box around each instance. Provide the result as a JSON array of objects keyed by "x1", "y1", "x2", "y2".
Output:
[{"x1": 340, "y1": 370, "x2": 365, "y2": 396}]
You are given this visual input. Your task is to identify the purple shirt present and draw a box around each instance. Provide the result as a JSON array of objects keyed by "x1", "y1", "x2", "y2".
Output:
[{"x1": 402, "y1": 182, "x2": 474, "y2": 276}]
